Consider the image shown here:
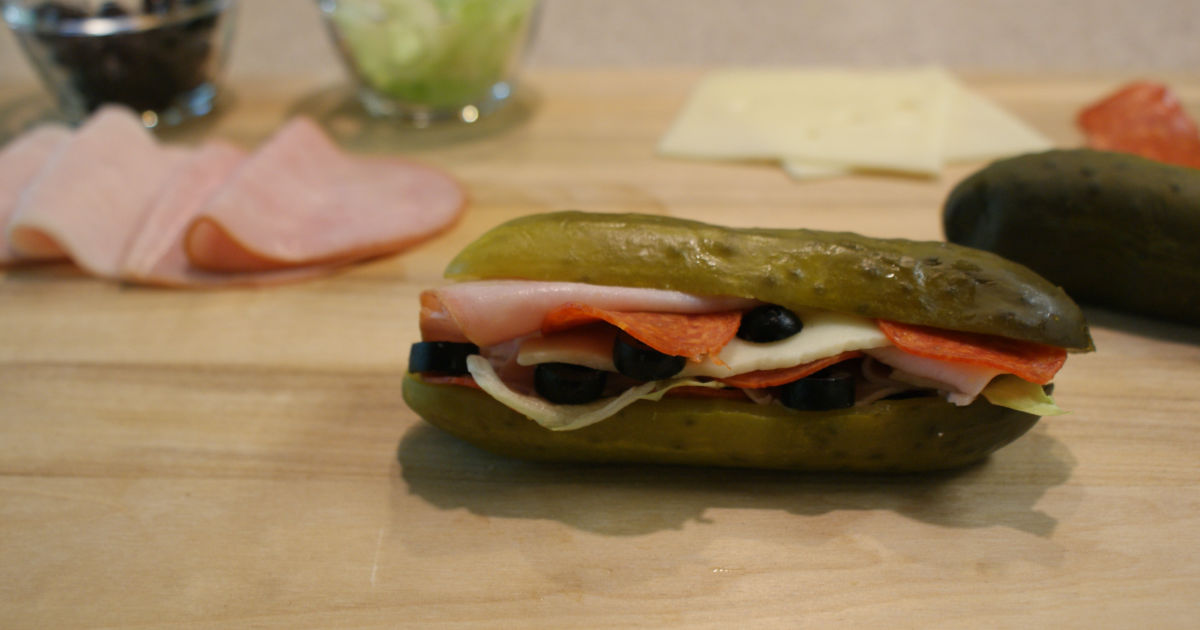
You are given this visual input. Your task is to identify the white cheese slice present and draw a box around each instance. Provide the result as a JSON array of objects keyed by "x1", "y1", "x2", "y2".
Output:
[
  {"x1": 684, "y1": 309, "x2": 889, "y2": 377},
  {"x1": 940, "y1": 84, "x2": 1053, "y2": 162},
  {"x1": 516, "y1": 308, "x2": 890, "y2": 378},
  {"x1": 780, "y1": 75, "x2": 1053, "y2": 180},
  {"x1": 658, "y1": 67, "x2": 952, "y2": 175},
  {"x1": 779, "y1": 160, "x2": 853, "y2": 181},
  {"x1": 517, "y1": 326, "x2": 618, "y2": 371}
]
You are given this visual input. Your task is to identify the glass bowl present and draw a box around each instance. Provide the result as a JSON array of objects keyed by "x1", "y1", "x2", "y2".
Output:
[
  {"x1": 2, "y1": 0, "x2": 238, "y2": 127},
  {"x1": 316, "y1": 0, "x2": 539, "y2": 125}
]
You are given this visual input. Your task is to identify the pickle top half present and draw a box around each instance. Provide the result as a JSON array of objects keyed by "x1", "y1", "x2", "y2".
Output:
[{"x1": 444, "y1": 211, "x2": 1094, "y2": 351}]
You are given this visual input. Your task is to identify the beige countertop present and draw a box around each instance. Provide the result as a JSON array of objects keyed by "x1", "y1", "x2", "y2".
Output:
[{"x1": 2, "y1": 70, "x2": 1199, "y2": 628}]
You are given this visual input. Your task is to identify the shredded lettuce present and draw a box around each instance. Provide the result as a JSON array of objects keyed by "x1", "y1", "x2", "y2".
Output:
[
  {"x1": 330, "y1": 0, "x2": 537, "y2": 108},
  {"x1": 981, "y1": 374, "x2": 1066, "y2": 416},
  {"x1": 466, "y1": 355, "x2": 724, "y2": 431}
]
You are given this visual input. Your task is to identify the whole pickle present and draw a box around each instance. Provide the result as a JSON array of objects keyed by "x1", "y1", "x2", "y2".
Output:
[
  {"x1": 944, "y1": 149, "x2": 1200, "y2": 325},
  {"x1": 446, "y1": 211, "x2": 1093, "y2": 350},
  {"x1": 402, "y1": 374, "x2": 1040, "y2": 472}
]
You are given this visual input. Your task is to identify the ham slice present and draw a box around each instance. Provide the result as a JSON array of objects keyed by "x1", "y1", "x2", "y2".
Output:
[
  {"x1": 119, "y1": 140, "x2": 249, "y2": 285},
  {"x1": 866, "y1": 346, "x2": 1002, "y2": 406},
  {"x1": 2, "y1": 109, "x2": 467, "y2": 287},
  {"x1": 0, "y1": 124, "x2": 72, "y2": 265},
  {"x1": 184, "y1": 117, "x2": 465, "y2": 272},
  {"x1": 8, "y1": 106, "x2": 188, "y2": 278},
  {"x1": 113, "y1": 140, "x2": 321, "y2": 287},
  {"x1": 421, "y1": 280, "x2": 760, "y2": 347},
  {"x1": 118, "y1": 140, "x2": 330, "y2": 287}
]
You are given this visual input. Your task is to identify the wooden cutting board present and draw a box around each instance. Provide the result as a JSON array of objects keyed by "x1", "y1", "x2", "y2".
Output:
[{"x1": 2, "y1": 70, "x2": 1198, "y2": 628}]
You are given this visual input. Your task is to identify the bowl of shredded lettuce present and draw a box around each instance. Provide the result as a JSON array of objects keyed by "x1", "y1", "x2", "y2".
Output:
[{"x1": 317, "y1": 0, "x2": 539, "y2": 124}]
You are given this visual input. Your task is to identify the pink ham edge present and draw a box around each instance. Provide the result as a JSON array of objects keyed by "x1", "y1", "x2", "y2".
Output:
[
  {"x1": 866, "y1": 346, "x2": 1003, "y2": 406},
  {"x1": 184, "y1": 117, "x2": 465, "y2": 273},
  {"x1": 421, "y1": 280, "x2": 761, "y2": 347},
  {"x1": 7, "y1": 106, "x2": 189, "y2": 279},
  {"x1": 116, "y1": 139, "x2": 323, "y2": 287},
  {"x1": 120, "y1": 140, "x2": 248, "y2": 284},
  {"x1": 0, "y1": 124, "x2": 73, "y2": 265},
  {"x1": 123, "y1": 138, "x2": 363, "y2": 288}
]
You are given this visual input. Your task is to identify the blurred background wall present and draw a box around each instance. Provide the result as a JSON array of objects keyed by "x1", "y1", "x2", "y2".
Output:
[{"x1": 3, "y1": 0, "x2": 1198, "y2": 83}]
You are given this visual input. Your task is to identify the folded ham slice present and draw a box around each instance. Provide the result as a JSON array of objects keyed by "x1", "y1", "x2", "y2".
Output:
[
  {"x1": 0, "y1": 107, "x2": 467, "y2": 287},
  {"x1": 866, "y1": 346, "x2": 1002, "y2": 406},
  {"x1": 119, "y1": 140, "x2": 248, "y2": 284},
  {"x1": 115, "y1": 140, "x2": 328, "y2": 287},
  {"x1": 8, "y1": 106, "x2": 188, "y2": 277},
  {"x1": 0, "y1": 124, "x2": 72, "y2": 265},
  {"x1": 184, "y1": 117, "x2": 465, "y2": 272},
  {"x1": 0, "y1": 106, "x2": 465, "y2": 283}
]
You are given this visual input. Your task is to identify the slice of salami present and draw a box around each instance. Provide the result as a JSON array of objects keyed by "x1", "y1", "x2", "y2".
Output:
[
  {"x1": 719, "y1": 351, "x2": 862, "y2": 388},
  {"x1": 541, "y1": 303, "x2": 743, "y2": 362},
  {"x1": 1077, "y1": 81, "x2": 1200, "y2": 168},
  {"x1": 418, "y1": 374, "x2": 481, "y2": 389},
  {"x1": 877, "y1": 320, "x2": 1066, "y2": 385}
]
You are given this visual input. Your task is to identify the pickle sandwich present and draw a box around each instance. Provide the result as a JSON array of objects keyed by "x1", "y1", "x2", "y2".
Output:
[{"x1": 403, "y1": 211, "x2": 1093, "y2": 472}]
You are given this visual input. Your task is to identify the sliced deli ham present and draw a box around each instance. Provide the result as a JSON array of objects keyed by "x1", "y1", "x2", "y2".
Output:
[
  {"x1": 120, "y1": 140, "x2": 246, "y2": 283},
  {"x1": 117, "y1": 140, "x2": 325, "y2": 287},
  {"x1": 184, "y1": 117, "x2": 465, "y2": 272},
  {"x1": 0, "y1": 107, "x2": 467, "y2": 287},
  {"x1": 0, "y1": 124, "x2": 72, "y2": 265},
  {"x1": 866, "y1": 345, "x2": 1002, "y2": 405},
  {"x1": 8, "y1": 107, "x2": 188, "y2": 276}
]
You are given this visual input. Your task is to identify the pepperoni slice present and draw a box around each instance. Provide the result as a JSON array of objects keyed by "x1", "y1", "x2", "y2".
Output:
[
  {"x1": 877, "y1": 320, "x2": 1066, "y2": 385},
  {"x1": 719, "y1": 351, "x2": 863, "y2": 388},
  {"x1": 417, "y1": 374, "x2": 480, "y2": 389},
  {"x1": 1077, "y1": 81, "x2": 1200, "y2": 168},
  {"x1": 541, "y1": 303, "x2": 742, "y2": 362},
  {"x1": 665, "y1": 386, "x2": 751, "y2": 400}
]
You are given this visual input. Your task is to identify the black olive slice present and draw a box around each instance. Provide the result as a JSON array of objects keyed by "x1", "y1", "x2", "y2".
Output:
[
  {"x1": 612, "y1": 332, "x2": 686, "y2": 381},
  {"x1": 737, "y1": 304, "x2": 803, "y2": 343},
  {"x1": 534, "y1": 363, "x2": 608, "y2": 405},
  {"x1": 408, "y1": 341, "x2": 480, "y2": 375},
  {"x1": 780, "y1": 368, "x2": 855, "y2": 411}
]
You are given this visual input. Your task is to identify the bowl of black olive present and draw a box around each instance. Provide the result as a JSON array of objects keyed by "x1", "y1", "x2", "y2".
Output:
[{"x1": 2, "y1": 0, "x2": 237, "y2": 127}]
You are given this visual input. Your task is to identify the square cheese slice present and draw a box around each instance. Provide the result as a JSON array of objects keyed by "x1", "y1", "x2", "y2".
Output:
[
  {"x1": 780, "y1": 74, "x2": 1053, "y2": 179},
  {"x1": 658, "y1": 67, "x2": 954, "y2": 175}
]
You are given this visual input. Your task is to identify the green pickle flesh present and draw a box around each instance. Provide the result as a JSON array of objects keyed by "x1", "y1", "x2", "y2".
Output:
[
  {"x1": 403, "y1": 374, "x2": 1040, "y2": 472},
  {"x1": 446, "y1": 211, "x2": 1093, "y2": 350}
]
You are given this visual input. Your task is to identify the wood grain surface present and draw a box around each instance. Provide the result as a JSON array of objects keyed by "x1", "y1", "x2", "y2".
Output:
[{"x1": 2, "y1": 70, "x2": 1199, "y2": 629}]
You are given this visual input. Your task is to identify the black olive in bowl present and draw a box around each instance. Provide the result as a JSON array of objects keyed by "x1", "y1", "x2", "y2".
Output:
[{"x1": 2, "y1": 0, "x2": 237, "y2": 127}]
